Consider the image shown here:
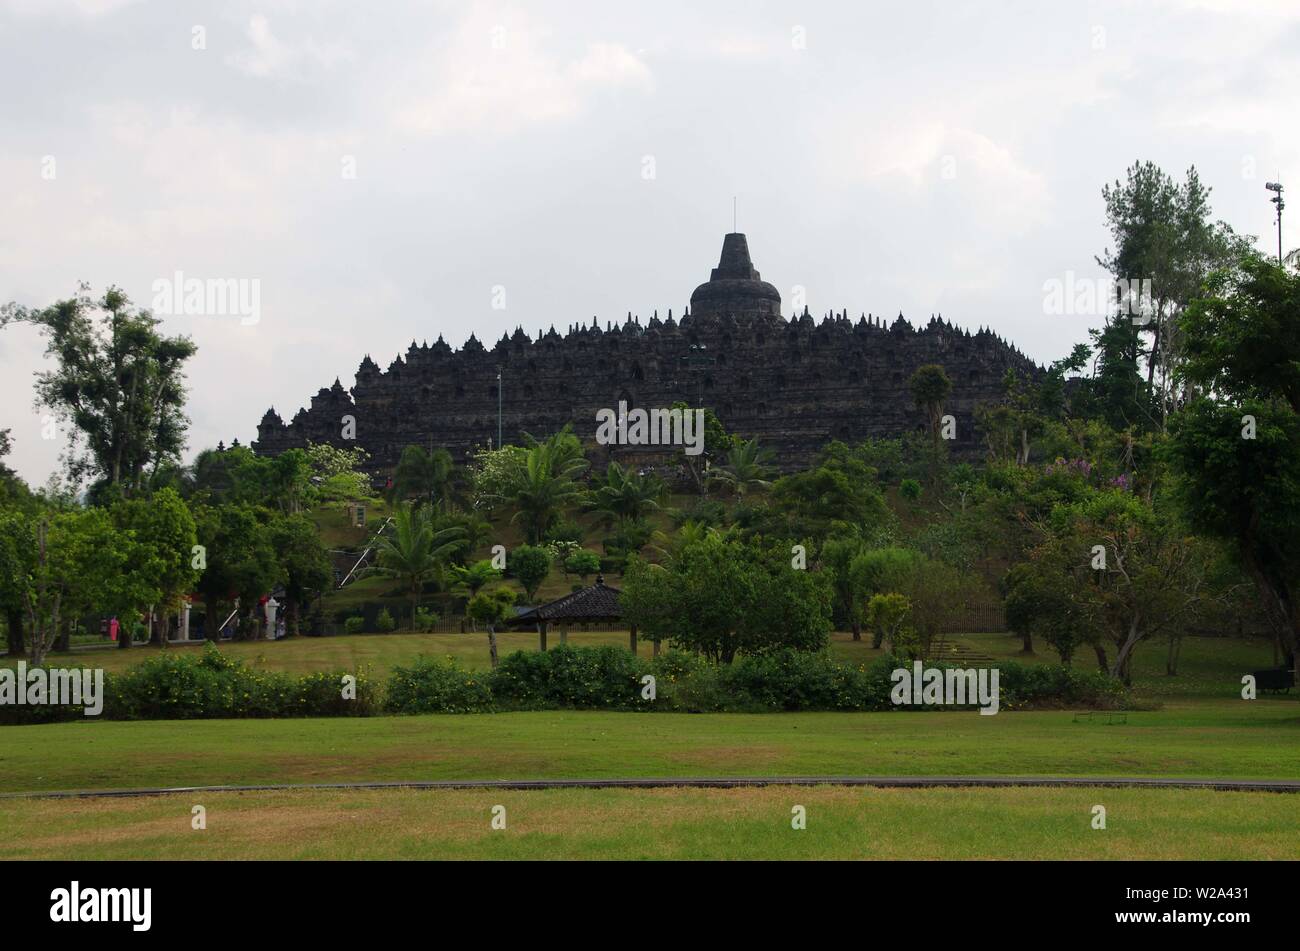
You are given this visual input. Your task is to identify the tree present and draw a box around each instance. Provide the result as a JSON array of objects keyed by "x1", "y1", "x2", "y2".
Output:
[
  {"x1": 821, "y1": 536, "x2": 867, "y2": 640},
  {"x1": 452, "y1": 560, "x2": 502, "y2": 600},
  {"x1": 306, "y1": 442, "x2": 374, "y2": 503},
  {"x1": 0, "y1": 510, "x2": 34, "y2": 656},
  {"x1": 111, "y1": 487, "x2": 198, "y2": 645},
  {"x1": 669, "y1": 402, "x2": 729, "y2": 497},
  {"x1": 1, "y1": 285, "x2": 196, "y2": 496},
  {"x1": 621, "y1": 534, "x2": 832, "y2": 663},
  {"x1": 467, "y1": 587, "x2": 516, "y2": 668},
  {"x1": 268, "y1": 514, "x2": 333, "y2": 636},
  {"x1": 708, "y1": 437, "x2": 776, "y2": 498},
  {"x1": 510, "y1": 545, "x2": 552, "y2": 604},
  {"x1": 1168, "y1": 255, "x2": 1300, "y2": 668},
  {"x1": 771, "y1": 453, "x2": 890, "y2": 539},
  {"x1": 866, "y1": 593, "x2": 912, "y2": 656},
  {"x1": 909, "y1": 364, "x2": 952, "y2": 483},
  {"x1": 22, "y1": 508, "x2": 158, "y2": 664},
  {"x1": 367, "y1": 503, "x2": 465, "y2": 630},
  {"x1": 390, "y1": 445, "x2": 453, "y2": 506},
  {"x1": 587, "y1": 461, "x2": 666, "y2": 528},
  {"x1": 1096, "y1": 161, "x2": 1252, "y2": 422},
  {"x1": 507, "y1": 430, "x2": 588, "y2": 544},
  {"x1": 564, "y1": 549, "x2": 602, "y2": 583},
  {"x1": 192, "y1": 503, "x2": 283, "y2": 641},
  {"x1": 847, "y1": 547, "x2": 925, "y2": 648}
]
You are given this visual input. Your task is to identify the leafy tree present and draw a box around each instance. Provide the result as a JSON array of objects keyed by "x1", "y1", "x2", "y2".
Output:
[
  {"x1": 510, "y1": 544, "x2": 552, "y2": 603},
  {"x1": 1, "y1": 285, "x2": 196, "y2": 496},
  {"x1": 111, "y1": 487, "x2": 198, "y2": 645},
  {"x1": 192, "y1": 503, "x2": 283, "y2": 641},
  {"x1": 367, "y1": 503, "x2": 465, "y2": 630},
  {"x1": 306, "y1": 442, "x2": 374, "y2": 503},
  {"x1": 467, "y1": 587, "x2": 516, "y2": 668},
  {"x1": 669, "y1": 402, "x2": 730, "y2": 497},
  {"x1": 847, "y1": 547, "x2": 925, "y2": 647},
  {"x1": 564, "y1": 549, "x2": 602, "y2": 583},
  {"x1": 22, "y1": 508, "x2": 158, "y2": 664},
  {"x1": 821, "y1": 536, "x2": 867, "y2": 639},
  {"x1": 621, "y1": 534, "x2": 832, "y2": 663},
  {"x1": 1096, "y1": 161, "x2": 1252, "y2": 420},
  {"x1": 452, "y1": 559, "x2": 502, "y2": 600},
  {"x1": 268, "y1": 514, "x2": 333, "y2": 636},
  {"x1": 909, "y1": 364, "x2": 952, "y2": 482},
  {"x1": 866, "y1": 593, "x2": 912, "y2": 656},
  {"x1": 771, "y1": 454, "x2": 890, "y2": 540},
  {"x1": 1167, "y1": 255, "x2": 1300, "y2": 666}
]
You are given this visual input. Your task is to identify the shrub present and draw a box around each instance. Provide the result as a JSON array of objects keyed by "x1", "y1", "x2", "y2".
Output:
[
  {"x1": 375, "y1": 608, "x2": 396, "y2": 633},
  {"x1": 386, "y1": 656, "x2": 493, "y2": 714},
  {"x1": 343, "y1": 616, "x2": 366, "y2": 635},
  {"x1": 413, "y1": 608, "x2": 439, "y2": 632},
  {"x1": 490, "y1": 644, "x2": 647, "y2": 710}
]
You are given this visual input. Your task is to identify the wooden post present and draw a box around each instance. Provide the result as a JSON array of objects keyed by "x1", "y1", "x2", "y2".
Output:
[
  {"x1": 653, "y1": 637, "x2": 660, "y2": 657},
  {"x1": 560, "y1": 625, "x2": 568, "y2": 645},
  {"x1": 539, "y1": 621, "x2": 548, "y2": 652},
  {"x1": 629, "y1": 623, "x2": 638, "y2": 655}
]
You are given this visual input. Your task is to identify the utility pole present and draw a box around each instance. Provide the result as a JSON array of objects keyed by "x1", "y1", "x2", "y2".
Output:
[
  {"x1": 496, "y1": 367, "x2": 503, "y2": 449},
  {"x1": 1266, "y1": 181, "x2": 1284, "y2": 264}
]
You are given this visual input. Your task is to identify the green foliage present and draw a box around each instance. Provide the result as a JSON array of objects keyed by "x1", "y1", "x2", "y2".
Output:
[
  {"x1": 1, "y1": 285, "x2": 196, "y2": 495},
  {"x1": 490, "y1": 644, "x2": 646, "y2": 710},
  {"x1": 386, "y1": 656, "x2": 493, "y2": 714},
  {"x1": 466, "y1": 587, "x2": 517, "y2": 626},
  {"x1": 709, "y1": 437, "x2": 776, "y2": 498},
  {"x1": 621, "y1": 533, "x2": 832, "y2": 663},
  {"x1": 344, "y1": 616, "x2": 366, "y2": 635},
  {"x1": 367, "y1": 503, "x2": 465, "y2": 628},
  {"x1": 587, "y1": 462, "x2": 665, "y2": 527},
  {"x1": 375, "y1": 608, "x2": 396, "y2": 633},
  {"x1": 899, "y1": 478, "x2": 922, "y2": 502},
  {"x1": 509, "y1": 545, "x2": 552, "y2": 602},
  {"x1": 412, "y1": 607, "x2": 440, "y2": 632},
  {"x1": 564, "y1": 549, "x2": 602, "y2": 581},
  {"x1": 389, "y1": 445, "x2": 453, "y2": 506}
]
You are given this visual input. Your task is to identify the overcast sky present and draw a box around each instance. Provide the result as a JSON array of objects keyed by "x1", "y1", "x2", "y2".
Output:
[{"x1": 1, "y1": 0, "x2": 1296, "y2": 487}]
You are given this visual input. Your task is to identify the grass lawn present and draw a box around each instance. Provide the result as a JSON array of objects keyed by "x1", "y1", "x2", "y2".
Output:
[
  {"x1": 1, "y1": 701, "x2": 1297, "y2": 794},
  {"x1": 1, "y1": 784, "x2": 1295, "y2": 859}
]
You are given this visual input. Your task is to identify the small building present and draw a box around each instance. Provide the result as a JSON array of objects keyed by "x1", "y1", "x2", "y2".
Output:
[{"x1": 508, "y1": 575, "x2": 643, "y2": 654}]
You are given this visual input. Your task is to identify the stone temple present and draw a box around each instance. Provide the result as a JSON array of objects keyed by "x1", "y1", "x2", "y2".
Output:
[{"x1": 252, "y1": 233, "x2": 1039, "y2": 474}]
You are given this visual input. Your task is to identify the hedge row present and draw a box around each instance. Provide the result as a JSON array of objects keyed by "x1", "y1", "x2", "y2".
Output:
[{"x1": 1, "y1": 644, "x2": 1124, "y2": 724}]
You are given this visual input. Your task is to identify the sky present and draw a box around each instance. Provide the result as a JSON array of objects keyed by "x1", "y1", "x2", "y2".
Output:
[{"x1": 1, "y1": 0, "x2": 1296, "y2": 487}]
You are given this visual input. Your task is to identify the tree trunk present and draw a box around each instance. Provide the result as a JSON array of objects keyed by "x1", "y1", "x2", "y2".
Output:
[
  {"x1": 487, "y1": 624, "x2": 499, "y2": 668},
  {"x1": 5, "y1": 607, "x2": 23, "y2": 656},
  {"x1": 1092, "y1": 643, "x2": 1109, "y2": 673},
  {"x1": 538, "y1": 622, "x2": 547, "y2": 652},
  {"x1": 851, "y1": 620, "x2": 861, "y2": 642},
  {"x1": 871, "y1": 625, "x2": 884, "y2": 649},
  {"x1": 149, "y1": 606, "x2": 163, "y2": 647},
  {"x1": 653, "y1": 638, "x2": 660, "y2": 657},
  {"x1": 629, "y1": 624, "x2": 638, "y2": 655},
  {"x1": 1166, "y1": 634, "x2": 1182, "y2": 676}
]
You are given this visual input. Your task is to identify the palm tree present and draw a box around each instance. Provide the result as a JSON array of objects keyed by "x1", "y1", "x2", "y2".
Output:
[
  {"x1": 389, "y1": 445, "x2": 453, "y2": 506},
  {"x1": 367, "y1": 503, "x2": 466, "y2": 629},
  {"x1": 586, "y1": 461, "x2": 666, "y2": 528},
  {"x1": 509, "y1": 432, "x2": 588, "y2": 544},
  {"x1": 451, "y1": 559, "x2": 502, "y2": 629},
  {"x1": 708, "y1": 437, "x2": 776, "y2": 498}
]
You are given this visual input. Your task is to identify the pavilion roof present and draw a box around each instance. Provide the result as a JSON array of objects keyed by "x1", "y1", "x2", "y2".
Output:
[{"x1": 509, "y1": 576, "x2": 623, "y2": 625}]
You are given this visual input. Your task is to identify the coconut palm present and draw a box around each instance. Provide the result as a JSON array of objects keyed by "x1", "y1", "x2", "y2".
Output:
[
  {"x1": 708, "y1": 437, "x2": 776, "y2": 498},
  {"x1": 508, "y1": 432, "x2": 588, "y2": 544},
  {"x1": 586, "y1": 461, "x2": 666, "y2": 529},
  {"x1": 367, "y1": 503, "x2": 466, "y2": 629}
]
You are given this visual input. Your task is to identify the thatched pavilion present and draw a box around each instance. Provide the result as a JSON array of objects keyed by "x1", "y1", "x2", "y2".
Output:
[{"x1": 508, "y1": 575, "x2": 641, "y2": 654}]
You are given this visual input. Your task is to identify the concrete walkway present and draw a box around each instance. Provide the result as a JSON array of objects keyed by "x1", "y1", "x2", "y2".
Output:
[{"x1": 7, "y1": 775, "x2": 1300, "y2": 799}]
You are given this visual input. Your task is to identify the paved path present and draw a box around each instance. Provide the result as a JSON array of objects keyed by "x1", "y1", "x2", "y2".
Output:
[{"x1": 6, "y1": 775, "x2": 1300, "y2": 800}]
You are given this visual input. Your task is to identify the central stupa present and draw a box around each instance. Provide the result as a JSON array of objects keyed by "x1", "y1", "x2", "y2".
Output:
[{"x1": 688, "y1": 232, "x2": 783, "y2": 320}]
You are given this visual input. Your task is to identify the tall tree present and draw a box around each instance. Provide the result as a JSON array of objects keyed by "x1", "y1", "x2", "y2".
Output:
[
  {"x1": 709, "y1": 437, "x2": 776, "y2": 498},
  {"x1": 390, "y1": 445, "x2": 453, "y2": 506},
  {"x1": 1, "y1": 285, "x2": 196, "y2": 497},
  {"x1": 268, "y1": 514, "x2": 333, "y2": 636},
  {"x1": 367, "y1": 503, "x2": 466, "y2": 629},
  {"x1": 587, "y1": 461, "x2": 666, "y2": 528}
]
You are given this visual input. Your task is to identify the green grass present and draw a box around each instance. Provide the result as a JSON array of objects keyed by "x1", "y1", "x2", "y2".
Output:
[
  {"x1": 1, "y1": 701, "x2": 1297, "y2": 794},
  {"x1": 1, "y1": 784, "x2": 1295, "y2": 859}
]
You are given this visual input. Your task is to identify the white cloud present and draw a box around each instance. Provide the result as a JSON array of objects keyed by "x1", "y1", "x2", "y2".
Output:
[
  {"x1": 227, "y1": 14, "x2": 354, "y2": 80},
  {"x1": 391, "y1": 9, "x2": 651, "y2": 137}
]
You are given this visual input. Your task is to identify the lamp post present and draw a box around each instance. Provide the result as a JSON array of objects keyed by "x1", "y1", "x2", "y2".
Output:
[{"x1": 1266, "y1": 181, "x2": 1284, "y2": 265}]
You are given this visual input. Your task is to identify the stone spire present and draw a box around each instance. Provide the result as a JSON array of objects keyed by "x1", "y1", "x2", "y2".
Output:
[{"x1": 689, "y1": 233, "x2": 782, "y2": 320}]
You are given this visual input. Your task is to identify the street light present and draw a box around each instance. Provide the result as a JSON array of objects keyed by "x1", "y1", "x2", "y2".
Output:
[
  {"x1": 1266, "y1": 181, "x2": 1284, "y2": 265},
  {"x1": 495, "y1": 368, "x2": 503, "y2": 449}
]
